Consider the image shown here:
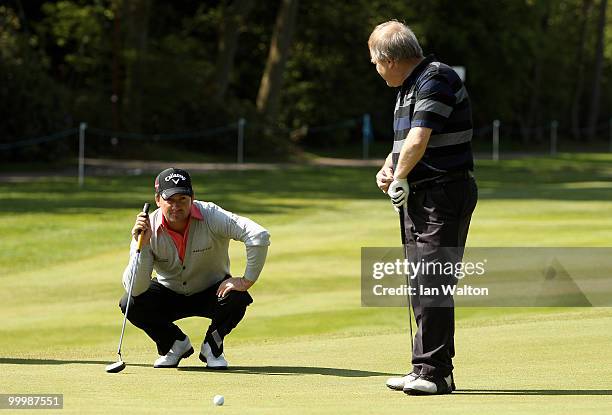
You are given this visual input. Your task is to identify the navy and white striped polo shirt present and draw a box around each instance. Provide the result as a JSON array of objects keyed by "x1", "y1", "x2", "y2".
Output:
[{"x1": 392, "y1": 55, "x2": 474, "y2": 182}]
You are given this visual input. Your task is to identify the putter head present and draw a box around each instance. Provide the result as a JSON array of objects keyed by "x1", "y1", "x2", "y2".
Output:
[{"x1": 105, "y1": 360, "x2": 126, "y2": 373}]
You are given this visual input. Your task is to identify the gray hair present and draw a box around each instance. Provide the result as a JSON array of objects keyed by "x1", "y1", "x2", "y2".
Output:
[{"x1": 368, "y1": 20, "x2": 423, "y2": 62}]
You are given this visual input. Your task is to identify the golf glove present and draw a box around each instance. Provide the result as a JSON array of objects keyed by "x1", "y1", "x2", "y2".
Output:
[{"x1": 388, "y1": 178, "x2": 409, "y2": 210}]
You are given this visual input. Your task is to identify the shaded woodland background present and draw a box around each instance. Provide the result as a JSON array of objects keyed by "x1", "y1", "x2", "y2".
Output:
[{"x1": 1, "y1": 0, "x2": 610, "y2": 160}]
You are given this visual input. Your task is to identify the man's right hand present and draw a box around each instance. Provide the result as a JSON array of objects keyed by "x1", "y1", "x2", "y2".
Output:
[
  {"x1": 376, "y1": 165, "x2": 394, "y2": 193},
  {"x1": 131, "y1": 212, "x2": 152, "y2": 246}
]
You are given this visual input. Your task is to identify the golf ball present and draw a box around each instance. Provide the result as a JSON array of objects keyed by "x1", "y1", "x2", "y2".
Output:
[{"x1": 213, "y1": 395, "x2": 224, "y2": 406}]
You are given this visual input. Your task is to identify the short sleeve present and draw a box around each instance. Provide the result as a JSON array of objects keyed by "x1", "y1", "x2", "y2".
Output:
[{"x1": 411, "y1": 74, "x2": 456, "y2": 132}]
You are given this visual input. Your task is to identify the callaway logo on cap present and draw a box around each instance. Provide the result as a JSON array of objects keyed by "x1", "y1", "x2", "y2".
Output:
[{"x1": 154, "y1": 168, "x2": 194, "y2": 200}]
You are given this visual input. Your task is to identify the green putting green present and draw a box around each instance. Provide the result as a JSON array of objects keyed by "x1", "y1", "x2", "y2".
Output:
[{"x1": 1, "y1": 154, "x2": 611, "y2": 414}]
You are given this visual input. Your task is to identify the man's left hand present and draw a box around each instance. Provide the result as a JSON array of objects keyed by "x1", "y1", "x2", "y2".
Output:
[
  {"x1": 217, "y1": 277, "x2": 254, "y2": 298},
  {"x1": 388, "y1": 178, "x2": 409, "y2": 209}
]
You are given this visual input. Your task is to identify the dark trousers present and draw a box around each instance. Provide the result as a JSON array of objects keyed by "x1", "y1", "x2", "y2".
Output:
[
  {"x1": 403, "y1": 176, "x2": 478, "y2": 377},
  {"x1": 119, "y1": 277, "x2": 253, "y2": 356}
]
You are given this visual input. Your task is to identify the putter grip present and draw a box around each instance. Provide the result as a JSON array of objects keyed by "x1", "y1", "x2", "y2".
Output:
[{"x1": 136, "y1": 203, "x2": 151, "y2": 252}]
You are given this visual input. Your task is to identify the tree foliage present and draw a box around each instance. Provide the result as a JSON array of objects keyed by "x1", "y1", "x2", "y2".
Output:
[{"x1": 1, "y1": 0, "x2": 610, "y2": 160}]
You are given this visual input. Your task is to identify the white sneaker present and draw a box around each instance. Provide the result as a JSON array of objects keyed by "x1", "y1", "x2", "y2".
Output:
[
  {"x1": 153, "y1": 336, "x2": 194, "y2": 368},
  {"x1": 404, "y1": 374, "x2": 453, "y2": 395},
  {"x1": 386, "y1": 372, "x2": 419, "y2": 390},
  {"x1": 199, "y1": 342, "x2": 228, "y2": 370}
]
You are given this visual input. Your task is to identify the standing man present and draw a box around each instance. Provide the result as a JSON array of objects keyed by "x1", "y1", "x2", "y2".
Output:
[
  {"x1": 368, "y1": 21, "x2": 478, "y2": 395},
  {"x1": 119, "y1": 167, "x2": 270, "y2": 369}
]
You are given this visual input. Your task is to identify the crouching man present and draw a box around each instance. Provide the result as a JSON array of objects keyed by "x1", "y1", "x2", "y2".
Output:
[{"x1": 119, "y1": 167, "x2": 270, "y2": 369}]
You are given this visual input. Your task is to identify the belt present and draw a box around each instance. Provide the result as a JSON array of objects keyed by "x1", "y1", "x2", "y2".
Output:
[{"x1": 409, "y1": 170, "x2": 473, "y2": 191}]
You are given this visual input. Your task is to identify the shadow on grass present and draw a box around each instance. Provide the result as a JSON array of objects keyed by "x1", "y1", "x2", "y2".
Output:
[
  {"x1": 0, "y1": 357, "x2": 150, "y2": 368},
  {"x1": 0, "y1": 358, "x2": 392, "y2": 378},
  {"x1": 474, "y1": 157, "x2": 612, "y2": 202},
  {"x1": 179, "y1": 365, "x2": 394, "y2": 377},
  {"x1": 0, "y1": 167, "x2": 380, "y2": 215},
  {"x1": 455, "y1": 389, "x2": 612, "y2": 396},
  {"x1": 1, "y1": 156, "x2": 612, "y2": 215}
]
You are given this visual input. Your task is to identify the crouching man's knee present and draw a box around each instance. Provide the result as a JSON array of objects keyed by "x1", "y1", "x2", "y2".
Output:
[
  {"x1": 119, "y1": 294, "x2": 134, "y2": 314},
  {"x1": 220, "y1": 290, "x2": 253, "y2": 309},
  {"x1": 118, "y1": 294, "x2": 148, "y2": 323}
]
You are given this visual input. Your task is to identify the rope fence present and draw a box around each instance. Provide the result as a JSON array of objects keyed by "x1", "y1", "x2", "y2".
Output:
[
  {"x1": 0, "y1": 128, "x2": 78, "y2": 151},
  {"x1": 1, "y1": 115, "x2": 611, "y2": 185}
]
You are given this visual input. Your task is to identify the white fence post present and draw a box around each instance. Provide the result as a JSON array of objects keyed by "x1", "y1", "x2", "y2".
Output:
[
  {"x1": 78, "y1": 122, "x2": 87, "y2": 187},
  {"x1": 237, "y1": 118, "x2": 245, "y2": 164},
  {"x1": 492, "y1": 120, "x2": 500, "y2": 161}
]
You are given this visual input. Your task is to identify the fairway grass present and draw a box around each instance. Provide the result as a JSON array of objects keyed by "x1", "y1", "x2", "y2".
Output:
[{"x1": 1, "y1": 154, "x2": 611, "y2": 413}]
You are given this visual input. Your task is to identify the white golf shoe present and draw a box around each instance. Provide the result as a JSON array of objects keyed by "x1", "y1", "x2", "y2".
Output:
[
  {"x1": 153, "y1": 336, "x2": 194, "y2": 368},
  {"x1": 403, "y1": 374, "x2": 454, "y2": 395},
  {"x1": 386, "y1": 372, "x2": 419, "y2": 390},
  {"x1": 199, "y1": 342, "x2": 228, "y2": 370}
]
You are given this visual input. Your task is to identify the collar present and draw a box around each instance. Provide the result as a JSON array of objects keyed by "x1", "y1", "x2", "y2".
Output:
[
  {"x1": 155, "y1": 202, "x2": 203, "y2": 235},
  {"x1": 401, "y1": 54, "x2": 436, "y2": 91}
]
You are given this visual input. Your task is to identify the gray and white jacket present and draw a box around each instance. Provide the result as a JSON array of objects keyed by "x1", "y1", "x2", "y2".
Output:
[{"x1": 122, "y1": 200, "x2": 270, "y2": 296}]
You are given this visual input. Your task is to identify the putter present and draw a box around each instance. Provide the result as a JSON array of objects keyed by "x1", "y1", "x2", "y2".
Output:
[
  {"x1": 106, "y1": 202, "x2": 150, "y2": 373},
  {"x1": 398, "y1": 204, "x2": 414, "y2": 354}
]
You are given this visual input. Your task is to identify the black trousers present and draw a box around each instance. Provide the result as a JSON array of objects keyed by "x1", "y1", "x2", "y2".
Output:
[
  {"x1": 119, "y1": 277, "x2": 253, "y2": 356},
  {"x1": 403, "y1": 176, "x2": 478, "y2": 377}
]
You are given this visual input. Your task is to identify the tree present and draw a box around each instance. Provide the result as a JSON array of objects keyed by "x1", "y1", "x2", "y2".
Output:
[
  {"x1": 213, "y1": 0, "x2": 254, "y2": 102},
  {"x1": 111, "y1": 0, "x2": 122, "y2": 131},
  {"x1": 520, "y1": 1, "x2": 552, "y2": 143},
  {"x1": 570, "y1": 0, "x2": 594, "y2": 141},
  {"x1": 122, "y1": 0, "x2": 151, "y2": 132},
  {"x1": 256, "y1": 0, "x2": 299, "y2": 122},
  {"x1": 586, "y1": 0, "x2": 608, "y2": 140},
  {"x1": 2, "y1": 0, "x2": 612, "y2": 161}
]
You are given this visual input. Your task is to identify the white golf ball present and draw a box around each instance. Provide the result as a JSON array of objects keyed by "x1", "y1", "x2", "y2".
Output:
[{"x1": 213, "y1": 395, "x2": 224, "y2": 406}]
